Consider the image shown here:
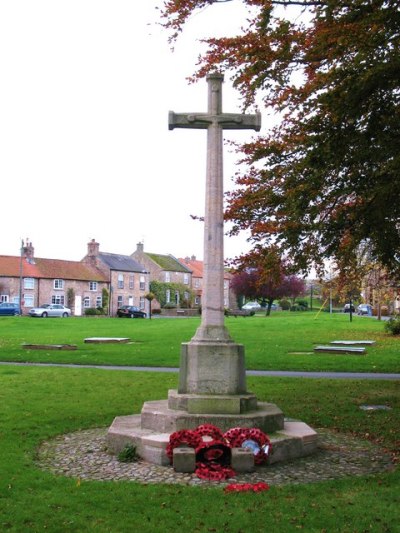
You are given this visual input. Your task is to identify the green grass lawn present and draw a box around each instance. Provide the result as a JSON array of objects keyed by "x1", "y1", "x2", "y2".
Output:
[
  {"x1": 0, "y1": 312, "x2": 399, "y2": 373},
  {"x1": 0, "y1": 364, "x2": 399, "y2": 532}
]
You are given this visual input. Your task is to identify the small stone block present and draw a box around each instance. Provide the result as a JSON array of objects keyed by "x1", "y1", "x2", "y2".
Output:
[
  {"x1": 231, "y1": 447, "x2": 255, "y2": 473},
  {"x1": 173, "y1": 447, "x2": 196, "y2": 473}
]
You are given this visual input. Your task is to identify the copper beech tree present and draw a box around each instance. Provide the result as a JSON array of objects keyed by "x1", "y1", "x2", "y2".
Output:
[{"x1": 161, "y1": 0, "x2": 400, "y2": 276}]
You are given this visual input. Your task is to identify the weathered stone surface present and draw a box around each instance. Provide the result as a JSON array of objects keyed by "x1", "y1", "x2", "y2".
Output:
[
  {"x1": 179, "y1": 341, "x2": 247, "y2": 395},
  {"x1": 168, "y1": 389, "x2": 258, "y2": 414},
  {"x1": 173, "y1": 447, "x2": 196, "y2": 473},
  {"x1": 231, "y1": 448, "x2": 255, "y2": 473},
  {"x1": 140, "y1": 400, "x2": 284, "y2": 435}
]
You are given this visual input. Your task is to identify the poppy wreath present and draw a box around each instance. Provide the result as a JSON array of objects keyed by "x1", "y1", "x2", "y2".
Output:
[
  {"x1": 224, "y1": 427, "x2": 272, "y2": 465},
  {"x1": 193, "y1": 424, "x2": 224, "y2": 441},
  {"x1": 166, "y1": 429, "x2": 202, "y2": 462},
  {"x1": 195, "y1": 439, "x2": 232, "y2": 466}
]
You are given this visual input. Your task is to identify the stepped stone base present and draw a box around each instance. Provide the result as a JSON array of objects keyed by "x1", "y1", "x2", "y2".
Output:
[
  {"x1": 140, "y1": 397, "x2": 284, "y2": 434},
  {"x1": 106, "y1": 411, "x2": 318, "y2": 467}
]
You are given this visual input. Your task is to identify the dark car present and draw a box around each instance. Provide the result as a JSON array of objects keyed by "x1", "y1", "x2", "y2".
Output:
[
  {"x1": 117, "y1": 305, "x2": 146, "y2": 318},
  {"x1": 0, "y1": 302, "x2": 21, "y2": 316}
]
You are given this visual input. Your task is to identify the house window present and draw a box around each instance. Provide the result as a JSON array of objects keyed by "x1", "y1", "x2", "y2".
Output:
[
  {"x1": 24, "y1": 278, "x2": 34, "y2": 290},
  {"x1": 0, "y1": 295, "x2": 9, "y2": 303},
  {"x1": 24, "y1": 294, "x2": 34, "y2": 307},
  {"x1": 224, "y1": 280, "x2": 228, "y2": 289},
  {"x1": 166, "y1": 289, "x2": 171, "y2": 303},
  {"x1": 139, "y1": 296, "x2": 145, "y2": 309},
  {"x1": 117, "y1": 296, "x2": 123, "y2": 308},
  {"x1": 52, "y1": 295, "x2": 65, "y2": 305},
  {"x1": 54, "y1": 279, "x2": 64, "y2": 290},
  {"x1": 194, "y1": 279, "x2": 200, "y2": 288},
  {"x1": 175, "y1": 291, "x2": 180, "y2": 305},
  {"x1": 184, "y1": 273, "x2": 189, "y2": 285},
  {"x1": 96, "y1": 296, "x2": 102, "y2": 308},
  {"x1": 129, "y1": 276, "x2": 134, "y2": 289},
  {"x1": 83, "y1": 297, "x2": 90, "y2": 308},
  {"x1": 118, "y1": 274, "x2": 124, "y2": 289},
  {"x1": 139, "y1": 275, "x2": 145, "y2": 290},
  {"x1": 184, "y1": 291, "x2": 189, "y2": 301},
  {"x1": 195, "y1": 296, "x2": 201, "y2": 305},
  {"x1": 89, "y1": 281, "x2": 98, "y2": 291},
  {"x1": 165, "y1": 272, "x2": 171, "y2": 282}
]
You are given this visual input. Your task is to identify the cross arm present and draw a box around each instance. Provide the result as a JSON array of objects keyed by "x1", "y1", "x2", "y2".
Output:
[
  {"x1": 169, "y1": 111, "x2": 211, "y2": 130},
  {"x1": 169, "y1": 110, "x2": 262, "y2": 131}
]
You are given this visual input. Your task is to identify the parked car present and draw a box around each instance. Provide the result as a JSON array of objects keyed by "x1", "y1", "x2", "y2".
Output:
[
  {"x1": 242, "y1": 301, "x2": 261, "y2": 311},
  {"x1": 29, "y1": 304, "x2": 71, "y2": 318},
  {"x1": 0, "y1": 302, "x2": 21, "y2": 316},
  {"x1": 343, "y1": 303, "x2": 355, "y2": 313},
  {"x1": 357, "y1": 304, "x2": 372, "y2": 316},
  {"x1": 116, "y1": 305, "x2": 146, "y2": 318}
]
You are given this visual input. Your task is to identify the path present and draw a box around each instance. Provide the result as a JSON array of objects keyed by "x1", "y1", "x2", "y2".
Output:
[{"x1": 0, "y1": 361, "x2": 399, "y2": 379}]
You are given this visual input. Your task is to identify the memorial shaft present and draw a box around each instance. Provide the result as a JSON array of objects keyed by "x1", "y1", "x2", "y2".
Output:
[{"x1": 169, "y1": 73, "x2": 261, "y2": 345}]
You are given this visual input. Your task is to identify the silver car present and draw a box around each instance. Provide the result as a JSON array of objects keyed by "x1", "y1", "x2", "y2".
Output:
[{"x1": 29, "y1": 304, "x2": 71, "y2": 318}]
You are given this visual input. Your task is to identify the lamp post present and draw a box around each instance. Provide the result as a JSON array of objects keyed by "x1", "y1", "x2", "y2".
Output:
[{"x1": 18, "y1": 239, "x2": 23, "y2": 314}]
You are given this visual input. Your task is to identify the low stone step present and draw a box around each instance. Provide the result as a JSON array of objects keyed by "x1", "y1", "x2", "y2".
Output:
[{"x1": 106, "y1": 415, "x2": 318, "y2": 467}]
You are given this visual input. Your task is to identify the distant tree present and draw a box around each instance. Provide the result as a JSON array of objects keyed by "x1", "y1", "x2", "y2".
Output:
[
  {"x1": 279, "y1": 275, "x2": 306, "y2": 305},
  {"x1": 161, "y1": 0, "x2": 400, "y2": 277},
  {"x1": 231, "y1": 265, "x2": 305, "y2": 315}
]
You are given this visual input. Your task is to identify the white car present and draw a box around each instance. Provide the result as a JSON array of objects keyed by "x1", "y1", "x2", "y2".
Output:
[
  {"x1": 242, "y1": 301, "x2": 261, "y2": 310},
  {"x1": 29, "y1": 304, "x2": 71, "y2": 318}
]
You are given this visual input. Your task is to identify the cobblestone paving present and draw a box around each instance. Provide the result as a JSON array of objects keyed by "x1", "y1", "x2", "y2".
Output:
[{"x1": 35, "y1": 427, "x2": 394, "y2": 487}]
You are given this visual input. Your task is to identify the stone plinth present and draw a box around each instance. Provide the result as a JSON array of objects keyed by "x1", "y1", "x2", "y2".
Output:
[{"x1": 179, "y1": 341, "x2": 246, "y2": 396}]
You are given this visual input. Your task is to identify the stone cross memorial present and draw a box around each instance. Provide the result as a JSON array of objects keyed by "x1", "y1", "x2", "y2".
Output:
[
  {"x1": 169, "y1": 73, "x2": 261, "y2": 409},
  {"x1": 106, "y1": 74, "x2": 317, "y2": 467}
]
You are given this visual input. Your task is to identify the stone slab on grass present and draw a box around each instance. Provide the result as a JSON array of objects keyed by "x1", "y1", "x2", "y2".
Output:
[
  {"x1": 330, "y1": 340, "x2": 376, "y2": 346},
  {"x1": 22, "y1": 343, "x2": 77, "y2": 350},
  {"x1": 314, "y1": 345, "x2": 366, "y2": 355},
  {"x1": 84, "y1": 337, "x2": 130, "y2": 344}
]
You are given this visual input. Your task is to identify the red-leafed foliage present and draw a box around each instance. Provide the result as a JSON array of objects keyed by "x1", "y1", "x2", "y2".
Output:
[{"x1": 161, "y1": 0, "x2": 400, "y2": 277}]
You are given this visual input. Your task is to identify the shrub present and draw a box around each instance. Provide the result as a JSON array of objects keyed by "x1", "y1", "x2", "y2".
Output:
[
  {"x1": 385, "y1": 317, "x2": 400, "y2": 335},
  {"x1": 296, "y1": 299, "x2": 309, "y2": 309},
  {"x1": 163, "y1": 303, "x2": 177, "y2": 309},
  {"x1": 117, "y1": 444, "x2": 138, "y2": 463},
  {"x1": 84, "y1": 307, "x2": 102, "y2": 316},
  {"x1": 279, "y1": 299, "x2": 291, "y2": 310},
  {"x1": 290, "y1": 304, "x2": 307, "y2": 312}
]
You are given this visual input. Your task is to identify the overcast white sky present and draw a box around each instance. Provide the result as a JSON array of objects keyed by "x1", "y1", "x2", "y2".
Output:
[{"x1": 1, "y1": 0, "x2": 270, "y2": 262}]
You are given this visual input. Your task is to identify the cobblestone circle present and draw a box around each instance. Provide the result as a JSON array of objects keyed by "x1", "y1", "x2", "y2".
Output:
[{"x1": 35, "y1": 427, "x2": 394, "y2": 487}]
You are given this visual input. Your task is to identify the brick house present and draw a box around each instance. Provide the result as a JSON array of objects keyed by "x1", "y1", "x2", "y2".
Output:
[
  {"x1": 83, "y1": 239, "x2": 149, "y2": 316},
  {"x1": 179, "y1": 255, "x2": 236, "y2": 309},
  {"x1": 132, "y1": 243, "x2": 192, "y2": 309},
  {"x1": 0, "y1": 240, "x2": 108, "y2": 316}
]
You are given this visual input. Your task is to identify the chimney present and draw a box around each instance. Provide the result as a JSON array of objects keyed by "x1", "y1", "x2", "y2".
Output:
[
  {"x1": 23, "y1": 239, "x2": 35, "y2": 261},
  {"x1": 87, "y1": 239, "x2": 100, "y2": 257},
  {"x1": 136, "y1": 242, "x2": 144, "y2": 254}
]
